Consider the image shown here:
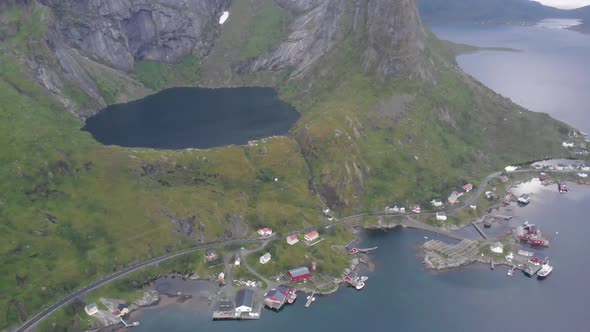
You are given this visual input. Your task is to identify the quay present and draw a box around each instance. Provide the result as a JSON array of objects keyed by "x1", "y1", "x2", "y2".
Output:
[
  {"x1": 471, "y1": 222, "x2": 489, "y2": 240},
  {"x1": 305, "y1": 292, "x2": 316, "y2": 308},
  {"x1": 211, "y1": 310, "x2": 260, "y2": 320}
]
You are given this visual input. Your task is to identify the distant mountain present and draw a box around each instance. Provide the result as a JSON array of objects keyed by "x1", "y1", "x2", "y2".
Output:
[{"x1": 417, "y1": 0, "x2": 587, "y2": 26}]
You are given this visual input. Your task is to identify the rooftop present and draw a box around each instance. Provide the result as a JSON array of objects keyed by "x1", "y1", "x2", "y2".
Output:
[{"x1": 236, "y1": 289, "x2": 255, "y2": 309}]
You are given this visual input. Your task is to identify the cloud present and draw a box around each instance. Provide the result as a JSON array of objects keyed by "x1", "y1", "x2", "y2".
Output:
[{"x1": 533, "y1": 0, "x2": 590, "y2": 9}]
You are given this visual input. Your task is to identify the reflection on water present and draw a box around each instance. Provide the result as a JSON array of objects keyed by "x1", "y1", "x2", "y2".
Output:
[{"x1": 535, "y1": 18, "x2": 582, "y2": 29}]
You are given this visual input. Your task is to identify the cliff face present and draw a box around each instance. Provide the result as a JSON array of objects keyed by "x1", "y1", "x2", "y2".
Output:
[
  {"x1": 244, "y1": 0, "x2": 430, "y2": 80},
  {"x1": 40, "y1": 0, "x2": 230, "y2": 71}
]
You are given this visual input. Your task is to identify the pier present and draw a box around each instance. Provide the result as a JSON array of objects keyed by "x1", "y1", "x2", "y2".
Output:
[
  {"x1": 305, "y1": 292, "x2": 316, "y2": 308},
  {"x1": 471, "y1": 222, "x2": 489, "y2": 240}
]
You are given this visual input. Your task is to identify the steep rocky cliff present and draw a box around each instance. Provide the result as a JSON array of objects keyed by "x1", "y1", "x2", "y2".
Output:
[
  {"x1": 23, "y1": 0, "x2": 431, "y2": 117},
  {"x1": 41, "y1": 0, "x2": 230, "y2": 71},
  {"x1": 243, "y1": 0, "x2": 430, "y2": 80}
]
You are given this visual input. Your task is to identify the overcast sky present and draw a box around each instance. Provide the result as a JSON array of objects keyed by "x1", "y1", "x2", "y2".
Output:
[{"x1": 534, "y1": 0, "x2": 590, "y2": 9}]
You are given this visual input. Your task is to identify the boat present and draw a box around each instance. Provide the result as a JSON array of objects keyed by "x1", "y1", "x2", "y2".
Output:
[
  {"x1": 529, "y1": 257, "x2": 542, "y2": 265},
  {"x1": 507, "y1": 269, "x2": 513, "y2": 276},
  {"x1": 518, "y1": 249, "x2": 534, "y2": 257},
  {"x1": 355, "y1": 280, "x2": 365, "y2": 290},
  {"x1": 538, "y1": 263, "x2": 554, "y2": 279}
]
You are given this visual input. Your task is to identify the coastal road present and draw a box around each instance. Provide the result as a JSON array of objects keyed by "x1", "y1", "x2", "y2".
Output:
[{"x1": 15, "y1": 167, "x2": 577, "y2": 331}]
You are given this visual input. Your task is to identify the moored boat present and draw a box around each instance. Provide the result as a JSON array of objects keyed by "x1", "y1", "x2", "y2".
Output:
[{"x1": 538, "y1": 263, "x2": 554, "y2": 279}]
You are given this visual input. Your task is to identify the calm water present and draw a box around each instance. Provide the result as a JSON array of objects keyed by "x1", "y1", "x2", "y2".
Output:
[
  {"x1": 132, "y1": 184, "x2": 590, "y2": 332},
  {"x1": 433, "y1": 25, "x2": 590, "y2": 132},
  {"x1": 82, "y1": 87, "x2": 300, "y2": 149}
]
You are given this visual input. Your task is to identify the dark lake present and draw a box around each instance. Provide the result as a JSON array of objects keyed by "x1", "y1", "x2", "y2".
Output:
[{"x1": 82, "y1": 87, "x2": 300, "y2": 149}]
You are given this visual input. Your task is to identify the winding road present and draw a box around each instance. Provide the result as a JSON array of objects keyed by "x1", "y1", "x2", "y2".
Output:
[{"x1": 15, "y1": 168, "x2": 575, "y2": 331}]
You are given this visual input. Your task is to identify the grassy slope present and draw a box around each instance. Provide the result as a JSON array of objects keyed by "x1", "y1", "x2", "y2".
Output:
[
  {"x1": 0, "y1": 0, "x2": 572, "y2": 329},
  {"x1": 0, "y1": 3, "x2": 324, "y2": 329}
]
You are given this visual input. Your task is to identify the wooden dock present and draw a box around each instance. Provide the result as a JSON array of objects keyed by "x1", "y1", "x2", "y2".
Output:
[
  {"x1": 212, "y1": 311, "x2": 261, "y2": 320},
  {"x1": 305, "y1": 292, "x2": 315, "y2": 308}
]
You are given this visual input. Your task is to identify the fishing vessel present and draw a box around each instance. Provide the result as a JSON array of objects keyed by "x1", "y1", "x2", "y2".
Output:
[{"x1": 538, "y1": 262, "x2": 554, "y2": 279}]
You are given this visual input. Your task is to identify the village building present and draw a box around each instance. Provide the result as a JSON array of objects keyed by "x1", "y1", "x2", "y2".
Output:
[
  {"x1": 264, "y1": 289, "x2": 286, "y2": 310},
  {"x1": 504, "y1": 165, "x2": 518, "y2": 172},
  {"x1": 286, "y1": 234, "x2": 299, "y2": 245},
  {"x1": 581, "y1": 164, "x2": 590, "y2": 171},
  {"x1": 435, "y1": 212, "x2": 447, "y2": 221},
  {"x1": 539, "y1": 172, "x2": 549, "y2": 181},
  {"x1": 431, "y1": 199, "x2": 443, "y2": 208},
  {"x1": 117, "y1": 304, "x2": 129, "y2": 316},
  {"x1": 84, "y1": 303, "x2": 98, "y2": 316},
  {"x1": 234, "y1": 257, "x2": 241, "y2": 266},
  {"x1": 384, "y1": 205, "x2": 400, "y2": 213},
  {"x1": 259, "y1": 252, "x2": 271, "y2": 264},
  {"x1": 235, "y1": 289, "x2": 255, "y2": 313},
  {"x1": 518, "y1": 194, "x2": 531, "y2": 205},
  {"x1": 205, "y1": 249, "x2": 219, "y2": 262},
  {"x1": 304, "y1": 230, "x2": 319, "y2": 243},
  {"x1": 257, "y1": 228, "x2": 273, "y2": 237},
  {"x1": 288, "y1": 266, "x2": 312, "y2": 282},
  {"x1": 579, "y1": 172, "x2": 588, "y2": 178},
  {"x1": 411, "y1": 204, "x2": 421, "y2": 213},
  {"x1": 490, "y1": 242, "x2": 504, "y2": 254},
  {"x1": 562, "y1": 141, "x2": 574, "y2": 148},
  {"x1": 485, "y1": 191, "x2": 494, "y2": 200},
  {"x1": 502, "y1": 193, "x2": 513, "y2": 204},
  {"x1": 558, "y1": 181, "x2": 569, "y2": 193},
  {"x1": 463, "y1": 183, "x2": 473, "y2": 192}
]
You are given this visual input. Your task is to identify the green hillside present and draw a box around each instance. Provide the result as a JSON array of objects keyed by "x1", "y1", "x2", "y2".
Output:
[{"x1": 0, "y1": 1, "x2": 572, "y2": 329}]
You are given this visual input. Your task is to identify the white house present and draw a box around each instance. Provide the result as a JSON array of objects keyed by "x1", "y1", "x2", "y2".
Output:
[
  {"x1": 234, "y1": 257, "x2": 241, "y2": 266},
  {"x1": 235, "y1": 289, "x2": 254, "y2": 313},
  {"x1": 562, "y1": 141, "x2": 575, "y2": 148},
  {"x1": 435, "y1": 212, "x2": 447, "y2": 221},
  {"x1": 578, "y1": 173, "x2": 588, "y2": 178},
  {"x1": 84, "y1": 303, "x2": 98, "y2": 316},
  {"x1": 385, "y1": 205, "x2": 400, "y2": 213},
  {"x1": 260, "y1": 252, "x2": 271, "y2": 264},
  {"x1": 286, "y1": 234, "x2": 299, "y2": 245},
  {"x1": 490, "y1": 242, "x2": 504, "y2": 254},
  {"x1": 431, "y1": 199, "x2": 443, "y2": 207},
  {"x1": 257, "y1": 228, "x2": 273, "y2": 237},
  {"x1": 504, "y1": 165, "x2": 518, "y2": 172},
  {"x1": 581, "y1": 165, "x2": 590, "y2": 171},
  {"x1": 322, "y1": 207, "x2": 330, "y2": 215}
]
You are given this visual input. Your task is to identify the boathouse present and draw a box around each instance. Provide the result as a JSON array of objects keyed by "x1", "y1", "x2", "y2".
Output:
[
  {"x1": 288, "y1": 267, "x2": 312, "y2": 282},
  {"x1": 558, "y1": 181, "x2": 568, "y2": 193},
  {"x1": 518, "y1": 194, "x2": 531, "y2": 205},
  {"x1": 235, "y1": 289, "x2": 255, "y2": 312},
  {"x1": 264, "y1": 289, "x2": 287, "y2": 310}
]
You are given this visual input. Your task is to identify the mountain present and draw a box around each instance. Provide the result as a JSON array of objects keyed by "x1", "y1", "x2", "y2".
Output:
[
  {"x1": 417, "y1": 0, "x2": 588, "y2": 28},
  {"x1": 0, "y1": 0, "x2": 573, "y2": 329}
]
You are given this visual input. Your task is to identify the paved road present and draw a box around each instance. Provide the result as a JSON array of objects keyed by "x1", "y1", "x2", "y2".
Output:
[{"x1": 15, "y1": 167, "x2": 577, "y2": 331}]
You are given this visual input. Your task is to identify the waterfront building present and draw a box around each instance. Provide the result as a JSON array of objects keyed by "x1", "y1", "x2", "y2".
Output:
[
  {"x1": 235, "y1": 289, "x2": 255, "y2": 312},
  {"x1": 288, "y1": 267, "x2": 312, "y2": 282}
]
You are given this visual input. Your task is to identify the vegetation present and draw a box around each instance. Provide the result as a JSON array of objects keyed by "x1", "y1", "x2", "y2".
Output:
[
  {"x1": 0, "y1": 0, "x2": 573, "y2": 330},
  {"x1": 134, "y1": 57, "x2": 203, "y2": 90}
]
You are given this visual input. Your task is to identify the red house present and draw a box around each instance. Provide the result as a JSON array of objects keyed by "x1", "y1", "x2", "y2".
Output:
[{"x1": 288, "y1": 267, "x2": 312, "y2": 282}]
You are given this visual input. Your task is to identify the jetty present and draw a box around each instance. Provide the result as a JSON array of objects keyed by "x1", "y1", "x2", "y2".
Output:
[
  {"x1": 471, "y1": 222, "x2": 489, "y2": 240},
  {"x1": 305, "y1": 292, "x2": 316, "y2": 308},
  {"x1": 211, "y1": 310, "x2": 260, "y2": 320},
  {"x1": 119, "y1": 318, "x2": 140, "y2": 328}
]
